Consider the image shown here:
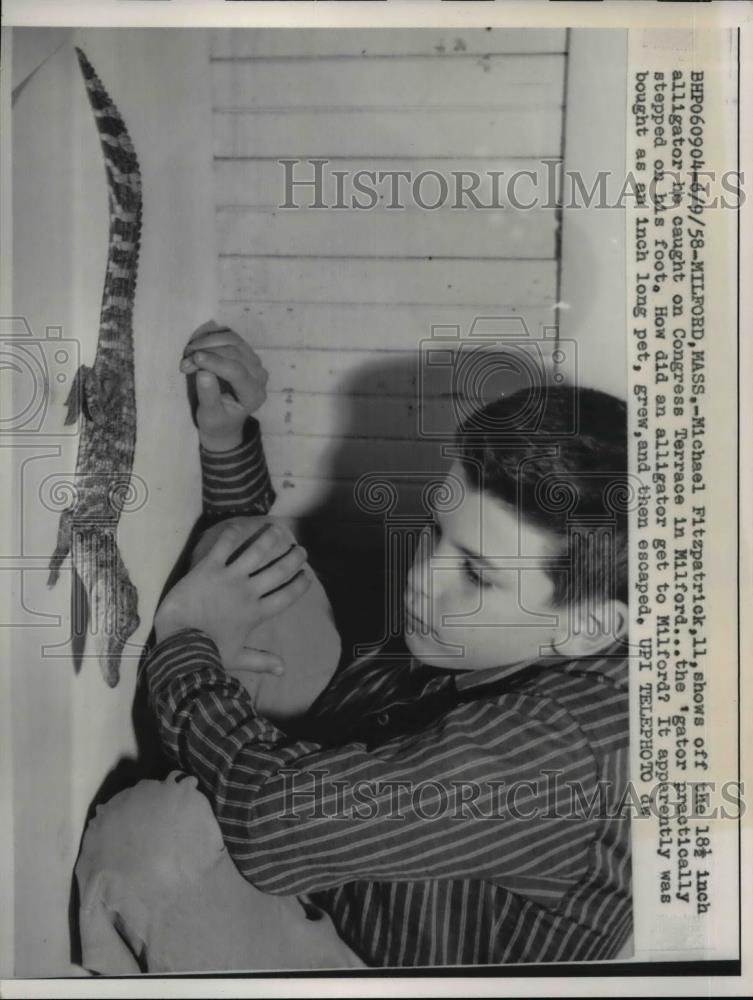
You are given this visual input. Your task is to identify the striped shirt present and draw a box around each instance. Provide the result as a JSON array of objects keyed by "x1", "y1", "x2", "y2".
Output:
[
  {"x1": 199, "y1": 417, "x2": 276, "y2": 524},
  {"x1": 146, "y1": 428, "x2": 632, "y2": 967}
]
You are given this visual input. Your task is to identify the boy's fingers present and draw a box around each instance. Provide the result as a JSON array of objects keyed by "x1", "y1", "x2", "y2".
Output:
[
  {"x1": 251, "y1": 545, "x2": 308, "y2": 596},
  {"x1": 181, "y1": 347, "x2": 245, "y2": 379},
  {"x1": 259, "y1": 570, "x2": 312, "y2": 619},
  {"x1": 185, "y1": 341, "x2": 242, "y2": 366},
  {"x1": 188, "y1": 351, "x2": 246, "y2": 385},
  {"x1": 195, "y1": 370, "x2": 223, "y2": 410},
  {"x1": 188, "y1": 320, "x2": 225, "y2": 343},
  {"x1": 184, "y1": 333, "x2": 258, "y2": 360},
  {"x1": 191, "y1": 348, "x2": 267, "y2": 392},
  {"x1": 236, "y1": 648, "x2": 284, "y2": 676},
  {"x1": 186, "y1": 330, "x2": 264, "y2": 372},
  {"x1": 229, "y1": 523, "x2": 292, "y2": 576},
  {"x1": 184, "y1": 347, "x2": 243, "y2": 379},
  {"x1": 187, "y1": 333, "x2": 267, "y2": 383},
  {"x1": 207, "y1": 522, "x2": 244, "y2": 566}
]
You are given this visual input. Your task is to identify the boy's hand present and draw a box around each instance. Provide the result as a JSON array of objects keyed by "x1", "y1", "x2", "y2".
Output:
[
  {"x1": 180, "y1": 320, "x2": 269, "y2": 452},
  {"x1": 154, "y1": 520, "x2": 311, "y2": 672}
]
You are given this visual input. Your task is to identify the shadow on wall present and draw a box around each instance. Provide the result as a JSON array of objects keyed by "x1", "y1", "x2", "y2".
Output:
[{"x1": 296, "y1": 349, "x2": 534, "y2": 666}]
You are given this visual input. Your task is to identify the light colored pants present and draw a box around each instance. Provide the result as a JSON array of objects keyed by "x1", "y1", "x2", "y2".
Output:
[
  {"x1": 76, "y1": 772, "x2": 365, "y2": 974},
  {"x1": 76, "y1": 516, "x2": 364, "y2": 974}
]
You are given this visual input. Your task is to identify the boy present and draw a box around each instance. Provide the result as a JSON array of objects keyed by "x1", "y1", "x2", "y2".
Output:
[{"x1": 77, "y1": 324, "x2": 632, "y2": 971}]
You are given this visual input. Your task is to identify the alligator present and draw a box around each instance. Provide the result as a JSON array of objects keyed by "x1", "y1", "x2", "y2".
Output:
[{"x1": 48, "y1": 47, "x2": 142, "y2": 687}]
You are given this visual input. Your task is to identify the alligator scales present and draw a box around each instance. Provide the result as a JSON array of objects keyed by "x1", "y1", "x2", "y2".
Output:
[{"x1": 48, "y1": 48, "x2": 141, "y2": 687}]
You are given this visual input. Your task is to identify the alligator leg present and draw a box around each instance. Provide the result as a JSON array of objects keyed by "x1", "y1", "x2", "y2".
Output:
[
  {"x1": 77, "y1": 529, "x2": 140, "y2": 687},
  {"x1": 64, "y1": 364, "x2": 95, "y2": 426},
  {"x1": 48, "y1": 507, "x2": 73, "y2": 586}
]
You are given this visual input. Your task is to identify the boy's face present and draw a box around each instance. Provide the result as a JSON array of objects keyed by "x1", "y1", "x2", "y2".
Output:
[{"x1": 404, "y1": 463, "x2": 570, "y2": 672}]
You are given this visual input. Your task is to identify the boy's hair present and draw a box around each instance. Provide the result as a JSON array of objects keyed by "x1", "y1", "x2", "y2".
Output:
[{"x1": 455, "y1": 383, "x2": 628, "y2": 610}]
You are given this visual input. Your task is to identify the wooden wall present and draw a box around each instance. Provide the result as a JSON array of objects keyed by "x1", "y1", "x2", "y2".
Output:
[{"x1": 211, "y1": 29, "x2": 567, "y2": 518}]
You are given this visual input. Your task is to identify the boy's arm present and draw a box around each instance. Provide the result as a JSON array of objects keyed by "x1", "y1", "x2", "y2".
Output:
[
  {"x1": 146, "y1": 627, "x2": 602, "y2": 898},
  {"x1": 199, "y1": 417, "x2": 276, "y2": 526},
  {"x1": 182, "y1": 322, "x2": 276, "y2": 527}
]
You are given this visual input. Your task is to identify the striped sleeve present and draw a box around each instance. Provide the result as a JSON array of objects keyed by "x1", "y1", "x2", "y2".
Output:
[
  {"x1": 146, "y1": 630, "x2": 600, "y2": 899},
  {"x1": 200, "y1": 418, "x2": 275, "y2": 519}
]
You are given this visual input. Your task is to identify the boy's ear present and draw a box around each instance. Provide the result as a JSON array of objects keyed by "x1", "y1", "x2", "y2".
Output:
[{"x1": 551, "y1": 599, "x2": 628, "y2": 658}]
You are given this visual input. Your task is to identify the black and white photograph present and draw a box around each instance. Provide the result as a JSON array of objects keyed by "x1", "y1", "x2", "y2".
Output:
[{"x1": 0, "y1": 3, "x2": 748, "y2": 992}]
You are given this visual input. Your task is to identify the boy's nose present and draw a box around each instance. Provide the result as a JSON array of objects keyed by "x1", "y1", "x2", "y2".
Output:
[{"x1": 407, "y1": 560, "x2": 449, "y2": 620}]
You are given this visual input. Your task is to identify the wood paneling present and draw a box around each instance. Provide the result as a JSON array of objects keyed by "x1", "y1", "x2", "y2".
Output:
[
  {"x1": 210, "y1": 28, "x2": 567, "y2": 59},
  {"x1": 219, "y1": 257, "x2": 555, "y2": 307},
  {"x1": 211, "y1": 28, "x2": 566, "y2": 521},
  {"x1": 215, "y1": 158, "x2": 561, "y2": 209},
  {"x1": 211, "y1": 56, "x2": 565, "y2": 110},
  {"x1": 218, "y1": 302, "x2": 558, "y2": 351},
  {"x1": 214, "y1": 108, "x2": 563, "y2": 159},
  {"x1": 217, "y1": 206, "x2": 557, "y2": 259}
]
